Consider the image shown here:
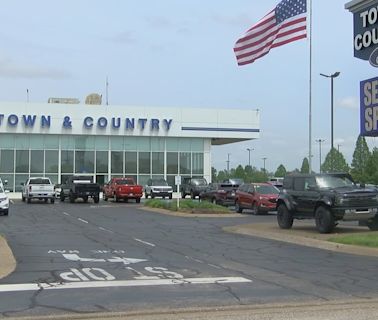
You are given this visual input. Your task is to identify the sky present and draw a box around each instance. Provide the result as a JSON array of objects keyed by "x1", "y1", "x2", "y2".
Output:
[{"x1": 0, "y1": 0, "x2": 377, "y2": 174}]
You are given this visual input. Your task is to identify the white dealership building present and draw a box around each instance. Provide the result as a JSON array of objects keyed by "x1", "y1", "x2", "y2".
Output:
[{"x1": 0, "y1": 102, "x2": 259, "y2": 192}]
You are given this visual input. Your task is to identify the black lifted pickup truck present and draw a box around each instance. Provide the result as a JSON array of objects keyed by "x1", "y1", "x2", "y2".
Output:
[
  {"x1": 60, "y1": 176, "x2": 100, "y2": 203},
  {"x1": 276, "y1": 173, "x2": 378, "y2": 233}
]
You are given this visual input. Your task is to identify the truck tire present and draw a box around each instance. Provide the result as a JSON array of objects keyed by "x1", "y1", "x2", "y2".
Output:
[
  {"x1": 93, "y1": 196, "x2": 100, "y2": 204},
  {"x1": 83, "y1": 196, "x2": 88, "y2": 203},
  {"x1": 60, "y1": 193, "x2": 65, "y2": 202},
  {"x1": 69, "y1": 193, "x2": 75, "y2": 203},
  {"x1": 181, "y1": 191, "x2": 186, "y2": 199},
  {"x1": 136, "y1": 198, "x2": 141, "y2": 203},
  {"x1": 367, "y1": 216, "x2": 378, "y2": 231},
  {"x1": 103, "y1": 193, "x2": 108, "y2": 201},
  {"x1": 151, "y1": 192, "x2": 155, "y2": 199},
  {"x1": 3, "y1": 209, "x2": 8, "y2": 216},
  {"x1": 235, "y1": 201, "x2": 243, "y2": 213},
  {"x1": 277, "y1": 204, "x2": 293, "y2": 229},
  {"x1": 22, "y1": 196, "x2": 25, "y2": 202},
  {"x1": 50, "y1": 198, "x2": 55, "y2": 204},
  {"x1": 190, "y1": 191, "x2": 195, "y2": 199},
  {"x1": 315, "y1": 206, "x2": 335, "y2": 234},
  {"x1": 169, "y1": 194, "x2": 172, "y2": 200},
  {"x1": 27, "y1": 197, "x2": 31, "y2": 204}
]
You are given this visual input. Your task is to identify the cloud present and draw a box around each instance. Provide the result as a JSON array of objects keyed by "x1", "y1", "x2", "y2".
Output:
[
  {"x1": 108, "y1": 31, "x2": 138, "y2": 45},
  {"x1": 145, "y1": 16, "x2": 173, "y2": 29},
  {"x1": 212, "y1": 14, "x2": 252, "y2": 28},
  {"x1": 337, "y1": 96, "x2": 359, "y2": 110},
  {"x1": 0, "y1": 56, "x2": 70, "y2": 79}
]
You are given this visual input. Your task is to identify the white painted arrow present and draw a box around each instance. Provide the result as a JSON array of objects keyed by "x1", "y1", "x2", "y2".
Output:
[{"x1": 62, "y1": 253, "x2": 147, "y2": 265}]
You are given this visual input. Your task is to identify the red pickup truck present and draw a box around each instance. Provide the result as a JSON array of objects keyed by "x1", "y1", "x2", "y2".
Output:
[{"x1": 103, "y1": 178, "x2": 143, "y2": 203}]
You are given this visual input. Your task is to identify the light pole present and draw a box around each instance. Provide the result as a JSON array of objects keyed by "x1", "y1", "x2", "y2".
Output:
[
  {"x1": 320, "y1": 71, "x2": 340, "y2": 171},
  {"x1": 226, "y1": 153, "x2": 231, "y2": 174},
  {"x1": 337, "y1": 144, "x2": 341, "y2": 153},
  {"x1": 315, "y1": 139, "x2": 325, "y2": 173},
  {"x1": 262, "y1": 157, "x2": 267, "y2": 173},
  {"x1": 246, "y1": 148, "x2": 254, "y2": 167}
]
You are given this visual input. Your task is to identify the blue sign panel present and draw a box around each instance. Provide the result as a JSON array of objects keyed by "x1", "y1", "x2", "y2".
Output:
[{"x1": 360, "y1": 76, "x2": 378, "y2": 136}]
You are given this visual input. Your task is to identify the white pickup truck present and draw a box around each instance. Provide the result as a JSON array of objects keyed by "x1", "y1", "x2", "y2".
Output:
[{"x1": 22, "y1": 177, "x2": 55, "y2": 203}]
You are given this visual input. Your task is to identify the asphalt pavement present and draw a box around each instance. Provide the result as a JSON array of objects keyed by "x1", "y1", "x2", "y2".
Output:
[{"x1": 0, "y1": 199, "x2": 378, "y2": 319}]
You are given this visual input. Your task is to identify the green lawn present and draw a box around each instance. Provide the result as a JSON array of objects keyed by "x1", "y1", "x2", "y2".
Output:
[
  {"x1": 144, "y1": 199, "x2": 230, "y2": 213},
  {"x1": 328, "y1": 233, "x2": 378, "y2": 248}
]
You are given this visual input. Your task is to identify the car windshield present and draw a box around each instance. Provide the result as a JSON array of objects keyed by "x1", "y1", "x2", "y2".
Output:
[
  {"x1": 116, "y1": 180, "x2": 135, "y2": 185},
  {"x1": 192, "y1": 179, "x2": 207, "y2": 186},
  {"x1": 316, "y1": 176, "x2": 355, "y2": 189},
  {"x1": 151, "y1": 179, "x2": 168, "y2": 186},
  {"x1": 255, "y1": 185, "x2": 279, "y2": 194}
]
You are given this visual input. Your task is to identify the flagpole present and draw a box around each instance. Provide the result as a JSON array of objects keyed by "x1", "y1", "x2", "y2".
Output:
[{"x1": 308, "y1": 0, "x2": 313, "y2": 173}]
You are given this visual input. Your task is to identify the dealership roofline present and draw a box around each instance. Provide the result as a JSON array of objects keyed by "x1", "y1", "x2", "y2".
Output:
[{"x1": 345, "y1": 0, "x2": 377, "y2": 12}]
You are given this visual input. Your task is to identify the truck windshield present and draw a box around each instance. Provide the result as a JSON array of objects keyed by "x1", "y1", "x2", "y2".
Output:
[
  {"x1": 29, "y1": 178, "x2": 51, "y2": 184},
  {"x1": 255, "y1": 185, "x2": 279, "y2": 194},
  {"x1": 151, "y1": 179, "x2": 168, "y2": 186},
  {"x1": 193, "y1": 179, "x2": 207, "y2": 186},
  {"x1": 316, "y1": 176, "x2": 354, "y2": 189}
]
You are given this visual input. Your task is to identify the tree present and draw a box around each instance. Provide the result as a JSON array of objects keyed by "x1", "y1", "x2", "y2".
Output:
[
  {"x1": 321, "y1": 148, "x2": 349, "y2": 173},
  {"x1": 275, "y1": 164, "x2": 287, "y2": 177},
  {"x1": 351, "y1": 135, "x2": 371, "y2": 183},
  {"x1": 234, "y1": 165, "x2": 246, "y2": 181},
  {"x1": 300, "y1": 158, "x2": 309, "y2": 174},
  {"x1": 211, "y1": 167, "x2": 217, "y2": 182},
  {"x1": 365, "y1": 147, "x2": 378, "y2": 185}
]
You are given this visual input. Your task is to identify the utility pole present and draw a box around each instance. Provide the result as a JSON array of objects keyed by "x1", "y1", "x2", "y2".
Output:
[
  {"x1": 262, "y1": 157, "x2": 267, "y2": 173},
  {"x1": 246, "y1": 148, "x2": 254, "y2": 167},
  {"x1": 226, "y1": 153, "x2": 231, "y2": 174},
  {"x1": 316, "y1": 139, "x2": 325, "y2": 173}
]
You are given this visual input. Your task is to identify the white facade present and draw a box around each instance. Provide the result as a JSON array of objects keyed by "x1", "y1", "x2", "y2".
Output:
[{"x1": 0, "y1": 102, "x2": 259, "y2": 191}]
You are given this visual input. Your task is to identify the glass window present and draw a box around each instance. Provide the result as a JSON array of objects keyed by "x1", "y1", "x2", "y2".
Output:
[
  {"x1": 61, "y1": 150, "x2": 74, "y2": 173},
  {"x1": 166, "y1": 175, "x2": 177, "y2": 192},
  {"x1": 192, "y1": 153, "x2": 204, "y2": 175},
  {"x1": 137, "y1": 138, "x2": 151, "y2": 151},
  {"x1": 61, "y1": 136, "x2": 75, "y2": 149},
  {"x1": 152, "y1": 152, "x2": 164, "y2": 174},
  {"x1": 75, "y1": 151, "x2": 94, "y2": 173},
  {"x1": 166, "y1": 138, "x2": 179, "y2": 152},
  {"x1": 48, "y1": 175, "x2": 58, "y2": 185},
  {"x1": 30, "y1": 135, "x2": 44, "y2": 150},
  {"x1": 1, "y1": 174, "x2": 14, "y2": 192},
  {"x1": 167, "y1": 152, "x2": 178, "y2": 174},
  {"x1": 125, "y1": 152, "x2": 137, "y2": 174},
  {"x1": 30, "y1": 150, "x2": 44, "y2": 173},
  {"x1": 95, "y1": 136, "x2": 109, "y2": 150},
  {"x1": 111, "y1": 151, "x2": 123, "y2": 173},
  {"x1": 151, "y1": 138, "x2": 165, "y2": 151},
  {"x1": 139, "y1": 152, "x2": 150, "y2": 174},
  {"x1": 44, "y1": 136, "x2": 59, "y2": 149},
  {"x1": 96, "y1": 151, "x2": 108, "y2": 173},
  {"x1": 15, "y1": 174, "x2": 29, "y2": 192},
  {"x1": 75, "y1": 136, "x2": 94, "y2": 150},
  {"x1": 191, "y1": 139, "x2": 204, "y2": 152},
  {"x1": 124, "y1": 137, "x2": 137, "y2": 151},
  {"x1": 45, "y1": 150, "x2": 59, "y2": 173},
  {"x1": 16, "y1": 150, "x2": 29, "y2": 173},
  {"x1": 0, "y1": 134, "x2": 14, "y2": 148},
  {"x1": 0, "y1": 150, "x2": 14, "y2": 172},
  {"x1": 15, "y1": 136, "x2": 29, "y2": 149},
  {"x1": 179, "y1": 138, "x2": 191, "y2": 151},
  {"x1": 180, "y1": 152, "x2": 191, "y2": 175},
  {"x1": 111, "y1": 137, "x2": 123, "y2": 150}
]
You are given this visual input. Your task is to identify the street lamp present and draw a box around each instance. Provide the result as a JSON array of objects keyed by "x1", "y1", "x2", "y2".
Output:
[
  {"x1": 226, "y1": 153, "x2": 231, "y2": 173},
  {"x1": 262, "y1": 157, "x2": 267, "y2": 173},
  {"x1": 315, "y1": 139, "x2": 325, "y2": 173},
  {"x1": 246, "y1": 148, "x2": 254, "y2": 167},
  {"x1": 320, "y1": 71, "x2": 340, "y2": 171}
]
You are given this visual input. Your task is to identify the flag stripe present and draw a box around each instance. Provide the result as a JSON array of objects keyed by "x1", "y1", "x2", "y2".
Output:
[{"x1": 234, "y1": 0, "x2": 307, "y2": 66}]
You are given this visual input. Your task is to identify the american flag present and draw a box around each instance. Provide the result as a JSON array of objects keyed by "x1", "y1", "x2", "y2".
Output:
[{"x1": 234, "y1": 0, "x2": 307, "y2": 66}]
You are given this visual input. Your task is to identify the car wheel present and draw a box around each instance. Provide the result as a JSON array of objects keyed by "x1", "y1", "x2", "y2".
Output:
[
  {"x1": 277, "y1": 204, "x2": 293, "y2": 229},
  {"x1": 151, "y1": 192, "x2": 155, "y2": 199},
  {"x1": 83, "y1": 196, "x2": 88, "y2": 203},
  {"x1": 22, "y1": 196, "x2": 25, "y2": 202},
  {"x1": 3, "y1": 209, "x2": 8, "y2": 216},
  {"x1": 60, "y1": 193, "x2": 65, "y2": 202},
  {"x1": 235, "y1": 201, "x2": 243, "y2": 213},
  {"x1": 27, "y1": 197, "x2": 31, "y2": 204},
  {"x1": 93, "y1": 196, "x2": 100, "y2": 204},
  {"x1": 69, "y1": 193, "x2": 75, "y2": 203},
  {"x1": 50, "y1": 198, "x2": 55, "y2": 204},
  {"x1": 169, "y1": 194, "x2": 172, "y2": 200},
  {"x1": 136, "y1": 198, "x2": 141, "y2": 203},
  {"x1": 253, "y1": 203, "x2": 260, "y2": 215},
  {"x1": 367, "y1": 216, "x2": 378, "y2": 231},
  {"x1": 44, "y1": 198, "x2": 48, "y2": 203},
  {"x1": 315, "y1": 206, "x2": 335, "y2": 234}
]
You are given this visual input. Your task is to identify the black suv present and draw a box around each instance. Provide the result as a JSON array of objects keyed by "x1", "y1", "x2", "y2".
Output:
[
  {"x1": 276, "y1": 173, "x2": 378, "y2": 233},
  {"x1": 181, "y1": 178, "x2": 208, "y2": 199}
]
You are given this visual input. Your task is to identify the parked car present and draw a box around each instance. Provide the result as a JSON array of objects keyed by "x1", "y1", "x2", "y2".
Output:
[
  {"x1": 0, "y1": 185, "x2": 9, "y2": 216},
  {"x1": 277, "y1": 173, "x2": 378, "y2": 233},
  {"x1": 223, "y1": 178, "x2": 244, "y2": 186},
  {"x1": 199, "y1": 183, "x2": 237, "y2": 206},
  {"x1": 235, "y1": 183, "x2": 279, "y2": 214},
  {"x1": 145, "y1": 178, "x2": 173, "y2": 199},
  {"x1": 181, "y1": 177, "x2": 208, "y2": 199},
  {"x1": 0, "y1": 177, "x2": 8, "y2": 191},
  {"x1": 21, "y1": 177, "x2": 55, "y2": 203},
  {"x1": 103, "y1": 178, "x2": 143, "y2": 203},
  {"x1": 60, "y1": 176, "x2": 100, "y2": 203}
]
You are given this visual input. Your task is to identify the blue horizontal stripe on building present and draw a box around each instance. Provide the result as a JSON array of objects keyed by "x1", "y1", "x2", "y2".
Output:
[{"x1": 181, "y1": 127, "x2": 259, "y2": 132}]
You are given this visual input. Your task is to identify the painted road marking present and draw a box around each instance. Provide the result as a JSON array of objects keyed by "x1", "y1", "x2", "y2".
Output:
[
  {"x1": 62, "y1": 253, "x2": 147, "y2": 265},
  {"x1": 62, "y1": 212, "x2": 70, "y2": 216},
  {"x1": 134, "y1": 238, "x2": 156, "y2": 247},
  {"x1": 98, "y1": 227, "x2": 114, "y2": 233},
  {"x1": 78, "y1": 218, "x2": 89, "y2": 224},
  {"x1": 0, "y1": 277, "x2": 252, "y2": 293}
]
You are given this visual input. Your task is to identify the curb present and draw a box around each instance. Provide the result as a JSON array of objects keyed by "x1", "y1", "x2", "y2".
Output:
[
  {"x1": 224, "y1": 223, "x2": 378, "y2": 257},
  {"x1": 0, "y1": 235, "x2": 16, "y2": 279},
  {"x1": 139, "y1": 206, "x2": 244, "y2": 218}
]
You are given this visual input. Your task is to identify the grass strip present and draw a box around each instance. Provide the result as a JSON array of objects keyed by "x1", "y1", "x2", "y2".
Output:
[
  {"x1": 328, "y1": 233, "x2": 378, "y2": 248},
  {"x1": 144, "y1": 199, "x2": 230, "y2": 213}
]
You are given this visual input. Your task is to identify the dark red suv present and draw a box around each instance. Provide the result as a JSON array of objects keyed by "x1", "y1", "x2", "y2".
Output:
[
  {"x1": 199, "y1": 183, "x2": 238, "y2": 206},
  {"x1": 235, "y1": 183, "x2": 279, "y2": 214}
]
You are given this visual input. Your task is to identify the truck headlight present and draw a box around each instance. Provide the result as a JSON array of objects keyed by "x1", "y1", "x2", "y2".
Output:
[{"x1": 335, "y1": 196, "x2": 345, "y2": 205}]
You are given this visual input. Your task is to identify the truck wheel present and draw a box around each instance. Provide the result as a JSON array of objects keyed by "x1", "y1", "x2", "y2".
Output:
[
  {"x1": 181, "y1": 191, "x2": 186, "y2": 199},
  {"x1": 69, "y1": 193, "x2": 75, "y2": 203},
  {"x1": 103, "y1": 194, "x2": 108, "y2": 201},
  {"x1": 253, "y1": 203, "x2": 260, "y2": 215},
  {"x1": 114, "y1": 193, "x2": 119, "y2": 202},
  {"x1": 27, "y1": 197, "x2": 31, "y2": 204},
  {"x1": 235, "y1": 201, "x2": 243, "y2": 213},
  {"x1": 315, "y1": 206, "x2": 335, "y2": 234},
  {"x1": 83, "y1": 196, "x2": 88, "y2": 203},
  {"x1": 367, "y1": 216, "x2": 378, "y2": 231},
  {"x1": 151, "y1": 192, "x2": 155, "y2": 199},
  {"x1": 44, "y1": 198, "x2": 48, "y2": 203},
  {"x1": 22, "y1": 196, "x2": 25, "y2": 202},
  {"x1": 60, "y1": 193, "x2": 65, "y2": 202},
  {"x1": 3, "y1": 209, "x2": 8, "y2": 216},
  {"x1": 169, "y1": 194, "x2": 172, "y2": 200},
  {"x1": 94, "y1": 196, "x2": 100, "y2": 204},
  {"x1": 190, "y1": 191, "x2": 195, "y2": 199},
  {"x1": 50, "y1": 198, "x2": 55, "y2": 204},
  {"x1": 136, "y1": 198, "x2": 141, "y2": 203},
  {"x1": 124, "y1": 198, "x2": 128, "y2": 203},
  {"x1": 277, "y1": 204, "x2": 293, "y2": 229}
]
